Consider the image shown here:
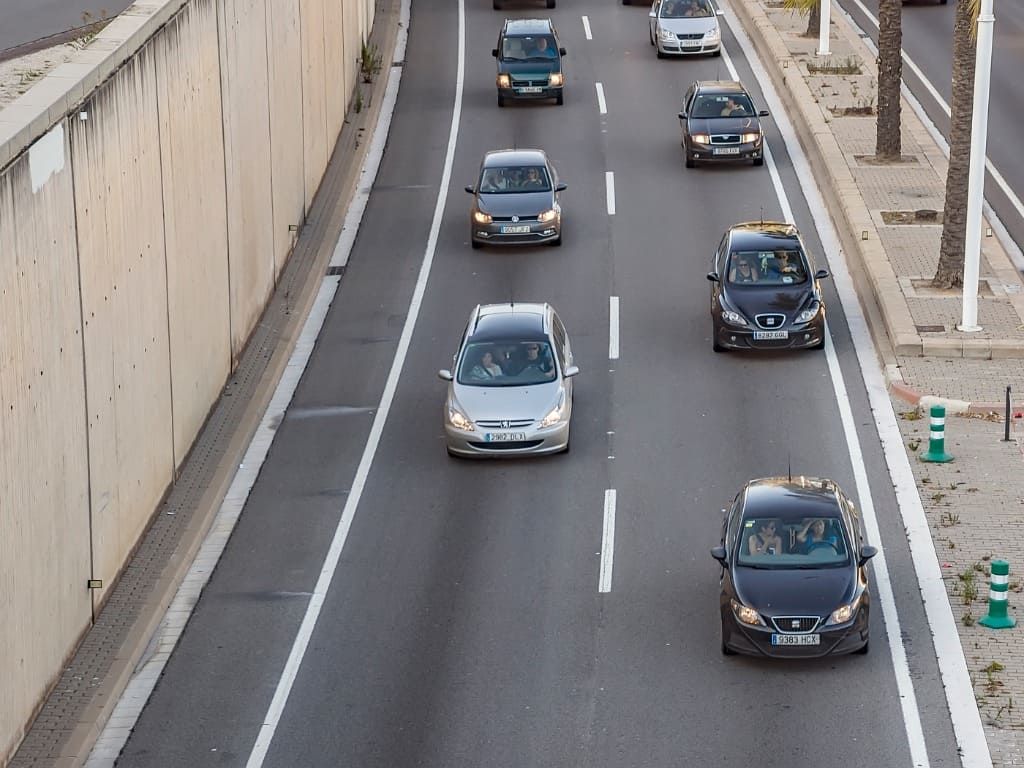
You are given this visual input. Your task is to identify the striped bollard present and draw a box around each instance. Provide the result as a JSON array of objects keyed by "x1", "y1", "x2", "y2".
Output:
[
  {"x1": 921, "y1": 404, "x2": 954, "y2": 463},
  {"x1": 979, "y1": 560, "x2": 1016, "y2": 629}
]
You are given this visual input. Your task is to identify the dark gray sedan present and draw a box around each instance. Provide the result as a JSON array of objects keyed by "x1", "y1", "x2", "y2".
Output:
[{"x1": 466, "y1": 149, "x2": 565, "y2": 248}]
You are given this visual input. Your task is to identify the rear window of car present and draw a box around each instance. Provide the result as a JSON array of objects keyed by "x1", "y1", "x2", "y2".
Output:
[
  {"x1": 736, "y1": 515, "x2": 850, "y2": 568},
  {"x1": 457, "y1": 341, "x2": 557, "y2": 387},
  {"x1": 478, "y1": 165, "x2": 552, "y2": 194},
  {"x1": 727, "y1": 250, "x2": 808, "y2": 286}
]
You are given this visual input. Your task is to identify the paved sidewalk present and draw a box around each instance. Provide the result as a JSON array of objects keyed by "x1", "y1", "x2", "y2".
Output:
[{"x1": 732, "y1": 1, "x2": 1024, "y2": 764}]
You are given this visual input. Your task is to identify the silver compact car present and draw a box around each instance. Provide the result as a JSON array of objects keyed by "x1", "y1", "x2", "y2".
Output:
[
  {"x1": 648, "y1": 0, "x2": 722, "y2": 58},
  {"x1": 439, "y1": 303, "x2": 578, "y2": 457},
  {"x1": 466, "y1": 149, "x2": 565, "y2": 249}
]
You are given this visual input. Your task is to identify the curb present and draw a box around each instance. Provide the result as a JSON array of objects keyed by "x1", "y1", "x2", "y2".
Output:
[{"x1": 36, "y1": 2, "x2": 406, "y2": 765}]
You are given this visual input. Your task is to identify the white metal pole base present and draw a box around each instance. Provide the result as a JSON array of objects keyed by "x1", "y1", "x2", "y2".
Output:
[
  {"x1": 956, "y1": 323, "x2": 983, "y2": 333},
  {"x1": 816, "y1": 0, "x2": 831, "y2": 56}
]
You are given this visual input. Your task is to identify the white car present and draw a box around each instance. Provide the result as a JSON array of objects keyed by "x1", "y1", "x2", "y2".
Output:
[{"x1": 648, "y1": 0, "x2": 722, "y2": 58}]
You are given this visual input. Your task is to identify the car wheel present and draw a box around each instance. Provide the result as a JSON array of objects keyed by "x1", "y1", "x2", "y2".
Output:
[
  {"x1": 497, "y1": 94, "x2": 505, "y2": 107},
  {"x1": 721, "y1": 627, "x2": 736, "y2": 655},
  {"x1": 562, "y1": 434, "x2": 571, "y2": 454},
  {"x1": 712, "y1": 48, "x2": 722, "y2": 57},
  {"x1": 446, "y1": 446, "x2": 462, "y2": 458},
  {"x1": 855, "y1": 638, "x2": 870, "y2": 655},
  {"x1": 713, "y1": 338, "x2": 726, "y2": 353},
  {"x1": 493, "y1": 0, "x2": 502, "y2": 8},
  {"x1": 752, "y1": 156, "x2": 764, "y2": 167},
  {"x1": 555, "y1": 92, "x2": 564, "y2": 106},
  {"x1": 622, "y1": 0, "x2": 632, "y2": 5},
  {"x1": 550, "y1": 234, "x2": 562, "y2": 247},
  {"x1": 656, "y1": 49, "x2": 666, "y2": 59},
  {"x1": 811, "y1": 335, "x2": 826, "y2": 351},
  {"x1": 685, "y1": 156, "x2": 696, "y2": 169},
  {"x1": 546, "y1": 0, "x2": 556, "y2": 7},
  {"x1": 471, "y1": 239, "x2": 482, "y2": 250},
  {"x1": 649, "y1": 30, "x2": 655, "y2": 46}
]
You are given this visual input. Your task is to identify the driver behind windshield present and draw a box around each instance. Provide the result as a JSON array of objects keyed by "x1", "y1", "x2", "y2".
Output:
[{"x1": 796, "y1": 518, "x2": 842, "y2": 554}]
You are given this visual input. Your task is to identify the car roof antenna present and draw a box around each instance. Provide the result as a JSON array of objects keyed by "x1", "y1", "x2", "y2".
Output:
[
  {"x1": 760, "y1": 205, "x2": 764, "y2": 226},
  {"x1": 787, "y1": 453, "x2": 792, "y2": 482}
]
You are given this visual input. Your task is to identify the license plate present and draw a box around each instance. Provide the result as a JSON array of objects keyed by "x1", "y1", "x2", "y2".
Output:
[
  {"x1": 753, "y1": 330, "x2": 789, "y2": 340},
  {"x1": 680, "y1": 39, "x2": 701, "y2": 47},
  {"x1": 485, "y1": 432, "x2": 527, "y2": 442},
  {"x1": 516, "y1": 86, "x2": 543, "y2": 94},
  {"x1": 713, "y1": 147, "x2": 741, "y2": 155},
  {"x1": 500, "y1": 225, "x2": 531, "y2": 234},
  {"x1": 771, "y1": 634, "x2": 820, "y2": 646}
]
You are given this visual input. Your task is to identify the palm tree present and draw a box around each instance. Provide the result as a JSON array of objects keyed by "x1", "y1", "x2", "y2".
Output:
[
  {"x1": 875, "y1": 0, "x2": 903, "y2": 159},
  {"x1": 934, "y1": 0, "x2": 982, "y2": 288},
  {"x1": 783, "y1": 0, "x2": 820, "y2": 39}
]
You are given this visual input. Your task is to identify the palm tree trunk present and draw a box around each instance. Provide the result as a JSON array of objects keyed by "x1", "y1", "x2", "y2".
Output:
[
  {"x1": 875, "y1": 0, "x2": 902, "y2": 159},
  {"x1": 805, "y1": 0, "x2": 820, "y2": 38},
  {"x1": 934, "y1": 0, "x2": 977, "y2": 288}
]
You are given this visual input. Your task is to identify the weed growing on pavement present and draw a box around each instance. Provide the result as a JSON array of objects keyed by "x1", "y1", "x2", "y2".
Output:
[
  {"x1": 957, "y1": 568, "x2": 979, "y2": 604},
  {"x1": 983, "y1": 661, "x2": 1005, "y2": 693},
  {"x1": 931, "y1": 491, "x2": 947, "y2": 504},
  {"x1": 962, "y1": 612, "x2": 976, "y2": 626},
  {"x1": 947, "y1": 539, "x2": 956, "y2": 549},
  {"x1": 1010, "y1": 581, "x2": 1022, "y2": 593},
  {"x1": 909, "y1": 438, "x2": 921, "y2": 452},
  {"x1": 901, "y1": 410, "x2": 921, "y2": 421},
  {"x1": 974, "y1": 561, "x2": 988, "y2": 572},
  {"x1": 354, "y1": 87, "x2": 364, "y2": 113},
  {"x1": 360, "y1": 38, "x2": 383, "y2": 83},
  {"x1": 72, "y1": 9, "x2": 110, "y2": 49},
  {"x1": 967, "y1": 487, "x2": 979, "y2": 492},
  {"x1": 939, "y1": 510, "x2": 960, "y2": 527},
  {"x1": 807, "y1": 56, "x2": 862, "y2": 75}
]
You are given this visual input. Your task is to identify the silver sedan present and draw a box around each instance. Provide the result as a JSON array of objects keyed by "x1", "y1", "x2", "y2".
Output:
[{"x1": 648, "y1": 0, "x2": 722, "y2": 58}]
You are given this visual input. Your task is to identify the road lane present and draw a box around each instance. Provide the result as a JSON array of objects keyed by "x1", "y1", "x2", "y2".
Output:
[{"x1": 112, "y1": 0, "x2": 964, "y2": 765}]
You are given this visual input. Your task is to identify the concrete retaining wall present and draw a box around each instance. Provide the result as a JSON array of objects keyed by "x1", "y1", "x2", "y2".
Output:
[{"x1": 0, "y1": 0, "x2": 374, "y2": 760}]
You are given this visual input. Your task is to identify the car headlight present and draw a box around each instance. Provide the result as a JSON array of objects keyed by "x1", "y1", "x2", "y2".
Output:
[
  {"x1": 497, "y1": 74, "x2": 511, "y2": 88},
  {"x1": 659, "y1": 26, "x2": 676, "y2": 40},
  {"x1": 692, "y1": 134, "x2": 711, "y2": 145},
  {"x1": 721, "y1": 309, "x2": 748, "y2": 327},
  {"x1": 826, "y1": 594, "x2": 862, "y2": 626},
  {"x1": 447, "y1": 407, "x2": 474, "y2": 431},
  {"x1": 473, "y1": 210, "x2": 492, "y2": 225},
  {"x1": 548, "y1": 72, "x2": 564, "y2": 86},
  {"x1": 538, "y1": 394, "x2": 566, "y2": 428},
  {"x1": 740, "y1": 132, "x2": 760, "y2": 143},
  {"x1": 730, "y1": 598, "x2": 766, "y2": 627},
  {"x1": 705, "y1": 26, "x2": 721, "y2": 40},
  {"x1": 537, "y1": 208, "x2": 558, "y2": 223},
  {"x1": 795, "y1": 302, "x2": 821, "y2": 323}
]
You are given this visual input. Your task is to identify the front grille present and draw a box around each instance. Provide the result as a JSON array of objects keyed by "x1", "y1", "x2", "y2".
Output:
[
  {"x1": 476, "y1": 419, "x2": 534, "y2": 428},
  {"x1": 468, "y1": 440, "x2": 544, "y2": 450},
  {"x1": 754, "y1": 313, "x2": 786, "y2": 329},
  {"x1": 511, "y1": 78, "x2": 548, "y2": 88},
  {"x1": 711, "y1": 134, "x2": 741, "y2": 144},
  {"x1": 771, "y1": 616, "x2": 821, "y2": 634},
  {"x1": 677, "y1": 32, "x2": 704, "y2": 40},
  {"x1": 490, "y1": 215, "x2": 539, "y2": 223}
]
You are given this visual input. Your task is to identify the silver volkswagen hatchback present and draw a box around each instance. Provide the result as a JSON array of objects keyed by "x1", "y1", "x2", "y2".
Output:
[{"x1": 439, "y1": 303, "x2": 578, "y2": 457}]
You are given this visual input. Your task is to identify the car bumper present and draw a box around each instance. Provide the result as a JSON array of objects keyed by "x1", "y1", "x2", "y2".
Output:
[
  {"x1": 685, "y1": 139, "x2": 763, "y2": 163},
  {"x1": 657, "y1": 39, "x2": 720, "y2": 55},
  {"x1": 472, "y1": 218, "x2": 561, "y2": 246},
  {"x1": 444, "y1": 420, "x2": 570, "y2": 457},
  {"x1": 722, "y1": 605, "x2": 870, "y2": 658},
  {"x1": 714, "y1": 318, "x2": 825, "y2": 350},
  {"x1": 499, "y1": 86, "x2": 562, "y2": 101}
]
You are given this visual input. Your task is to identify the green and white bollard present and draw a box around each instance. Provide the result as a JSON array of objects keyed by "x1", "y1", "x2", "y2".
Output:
[
  {"x1": 979, "y1": 560, "x2": 1016, "y2": 629},
  {"x1": 921, "y1": 404, "x2": 954, "y2": 463}
]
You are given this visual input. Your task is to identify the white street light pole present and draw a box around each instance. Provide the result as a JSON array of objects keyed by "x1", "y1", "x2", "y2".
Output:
[
  {"x1": 817, "y1": 0, "x2": 831, "y2": 56},
  {"x1": 959, "y1": 0, "x2": 995, "y2": 332}
]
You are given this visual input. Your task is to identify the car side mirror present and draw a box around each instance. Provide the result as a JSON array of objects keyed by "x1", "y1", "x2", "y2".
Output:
[
  {"x1": 710, "y1": 546, "x2": 727, "y2": 565},
  {"x1": 758, "y1": 109, "x2": 770, "y2": 117},
  {"x1": 859, "y1": 545, "x2": 878, "y2": 565},
  {"x1": 492, "y1": 48, "x2": 499, "y2": 57},
  {"x1": 564, "y1": 365, "x2": 580, "y2": 378},
  {"x1": 438, "y1": 369, "x2": 454, "y2": 381},
  {"x1": 678, "y1": 111, "x2": 686, "y2": 120},
  {"x1": 648, "y1": 9, "x2": 656, "y2": 17},
  {"x1": 559, "y1": 47, "x2": 567, "y2": 55},
  {"x1": 555, "y1": 182, "x2": 567, "y2": 192},
  {"x1": 465, "y1": 185, "x2": 475, "y2": 194},
  {"x1": 716, "y1": 8, "x2": 725, "y2": 15},
  {"x1": 706, "y1": 272, "x2": 720, "y2": 283},
  {"x1": 814, "y1": 269, "x2": 830, "y2": 280}
]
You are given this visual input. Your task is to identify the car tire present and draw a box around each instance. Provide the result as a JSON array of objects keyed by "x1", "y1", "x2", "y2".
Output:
[
  {"x1": 622, "y1": 0, "x2": 632, "y2": 5},
  {"x1": 446, "y1": 446, "x2": 462, "y2": 458},
  {"x1": 649, "y1": 30, "x2": 655, "y2": 46},
  {"x1": 497, "y1": 94, "x2": 505, "y2": 107},
  {"x1": 493, "y1": 0, "x2": 502, "y2": 7},
  {"x1": 685, "y1": 156, "x2": 696, "y2": 169},
  {"x1": 556, "y1": 93, "x2": 564, "y2": 106},
  {"x1": 721, "y1": 630, "x2": 736, "y2": 656},
  {"x1": 656, "y1": 49, "x2": 666, "y2": 59},
  {"x1": 562, "y1": 435, "x2": 571, "y2": 454},
  {"x1": 712, "y1": 48, "x2": 722, "y2": 57},
  {"x1": 546, "y1": 0, "x2": 556, "y2": 7},
  {"x1": 471, "y1": 239, "x2": 482, "y2": 250},
  {"x1": 753, "y1": 156, "x2": 765, "y2": 167},
  {"x1": 550, "y1": 234, "x2": 562, "y2": 246},
  {"x1": 855, "y1": 638, "x2": 870, "y2": 655},
  {"x1": 712, "y1": 338, "x2": 726, "y2": 353},
  {"x1": 811, "y1": 335, "x2": 826, "y2": 351}
]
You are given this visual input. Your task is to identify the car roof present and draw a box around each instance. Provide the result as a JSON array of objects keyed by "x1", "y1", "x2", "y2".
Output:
[
  {"x1": 694, "y1": 80, "x2": 749, "y2": 96},
  {"x1": 482, "y1": 148, "x2": 548, "y2": 167},
  {"x1": 469, "y1": 303, "x2": 549, "y2": 341},
  {"x1": 503, "y1": 18, "x2": 554, "y2": 35},
  {"x1": 741, "y1": 477, "x2": 845, "y2": 521},
  {"x1": 727, "y1": 221, "x2": 802, "y2": 252}
]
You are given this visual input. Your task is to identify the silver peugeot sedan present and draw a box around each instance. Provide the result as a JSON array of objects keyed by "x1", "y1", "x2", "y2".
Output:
[
  {"x1": 648, "y1": 0, "x2": 722, "y2": 58},
  {"x1": 439, "y1": 303, "x2": 578, "y2": 457},
  {"x1": 466, "y1": 149, "x2": 565, "y2": 249}
]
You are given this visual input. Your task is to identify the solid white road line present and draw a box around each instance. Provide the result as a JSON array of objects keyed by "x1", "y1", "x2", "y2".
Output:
[
  {"x1": 605, "y1": 171, "x2": 615, "y2": 215},
  {"x1": 83, "y1": 1, "x2": 416, "y2": 765},
  {"x1": 596, "y1": 82, "x2": 607, "y2": 115},
  {"x1": 719, "y1": 19, "x2": 939, "y2": 768},
  {"x1": 839, "y1": 0, "x2": 1024, "y2": 269},
  {"x1": 244, "y1": 0, "x2": 466, "y2": 764},
  {"x1": 609, "y1": 296, "x2": 620, "y2": 359},
  {"x1": 582, "y1": 15, "x2": 593, "y2": 40},
  {"x1": 599, "y1": 490, "x2": 616, "y2": 593}
]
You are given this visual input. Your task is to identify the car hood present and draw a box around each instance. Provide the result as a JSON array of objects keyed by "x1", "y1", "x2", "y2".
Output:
[
  {"x1": 498, "y1": 61, "x2": 559, "y2": 76},
  {"x1": 733, "y1": 565, "x2": 855, "y2": 617},
  {"x1": 452, "y1": 381, "x2": 562, "y2": 422},
  {"x1": 477, "y1": 191, "x2": 555, "y2": 217},
  {"x1": 656, "y1": 17, "x2": 718, "y2": 35},
  {"x1": 722, "y1": 284, "x2": 814, "y2": 319},
  {"x1": 686, "y1": 116, "x2": 761, "y2": 135}
]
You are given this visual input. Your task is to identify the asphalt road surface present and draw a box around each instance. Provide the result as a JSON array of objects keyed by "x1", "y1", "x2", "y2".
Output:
[
  {"x1": 0, "y1": 0, "x2": 132, "y2": 54},
  {"x1": 839, "y1": 0, "x2": 1024, "y2": 256},
  {"x1": 111, "y1": 0, "x2": 964, "y2": 765}
]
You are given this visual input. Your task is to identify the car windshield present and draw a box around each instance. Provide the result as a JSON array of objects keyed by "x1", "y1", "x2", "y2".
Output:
[
  {"x1": 501, "y1": 35, "x2": 559, "y2": 61},
  {"x1": 690, "y1": 93, "x2": 755, "y2": 119},
  {"x1": 457, "y1": 341, "x2": 558, "y2": 387},
  {"x1": 727, "y1": 250, "x2": 808, "y2": 286},
  {"x1": 736, "y1": 515, "x2": 850, "y2": 568},
  {"x1": 478, "y1": 165, "x2": 552, "y2": 194},
  {"x1": 660, "y1": 0, "x2": 713, "y2": 18}
]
